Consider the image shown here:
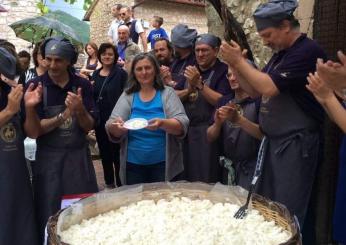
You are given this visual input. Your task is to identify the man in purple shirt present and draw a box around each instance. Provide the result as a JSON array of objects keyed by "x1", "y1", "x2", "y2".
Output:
[
  {"x1": 181, "y1": 34, "x2": 232, "y2": 183},
  {"x1": 220, "y1": 0, "x2": 327, "y2": 232},
  {"x1": 24, "y1": 37, "x2": 98, "y2": 243}
]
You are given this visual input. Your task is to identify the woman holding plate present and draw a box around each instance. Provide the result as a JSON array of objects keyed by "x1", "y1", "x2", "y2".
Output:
[{"x1": 105, "y1": 53, "x2": 189, "y2": 185}]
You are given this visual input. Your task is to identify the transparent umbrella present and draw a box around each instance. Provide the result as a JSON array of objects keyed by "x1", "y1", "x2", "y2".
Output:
[{"x1": 9, "y1": 14, "x2": 85, "y2": 48}]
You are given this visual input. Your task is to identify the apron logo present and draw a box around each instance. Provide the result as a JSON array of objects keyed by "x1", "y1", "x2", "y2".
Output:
[
  {"x1": 262, "y1": 96, "x2": 270, "y2": 104},
  {"x1": 51, "y1": 44, "x2": 57, "y2": 50},
  {"x1": 59, "y1": 117, "x2": 73, "y2": 129},
  {"x1": 188, "y1": 91, "x2": 199, "y2": 102},
  {"x1": 280, "y1": 72, "x2": 290, "y2": 78},
  {"x1": 0, "y1": 123, "x2": 17, "y2": 143}
]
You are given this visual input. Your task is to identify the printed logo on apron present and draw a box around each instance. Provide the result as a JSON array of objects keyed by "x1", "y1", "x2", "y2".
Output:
[
  {"x1": 0, "y1": 122, "x2": 18, "y2": 151},
  {"x1": 0, "y1": 122, "x2": 17, "y2": 143},
  {"x1": 260, "y1": 96, "x2": 271, "y2": 114},
  {"x1": 59, "y1": 116, "x2": 73, "y2": 130}
]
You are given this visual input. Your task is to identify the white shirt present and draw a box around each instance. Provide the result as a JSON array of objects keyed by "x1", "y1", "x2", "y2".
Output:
[
  {"x1": 107, "y1": 18, "x2": 122, "y2": 44},
  {"x1": 127, "y1": 18, "x2": 144, "y2": 35}
]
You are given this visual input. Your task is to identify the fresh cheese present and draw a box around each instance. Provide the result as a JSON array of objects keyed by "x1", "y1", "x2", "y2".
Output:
[{"x1": 60, "y1": 197, "x2": 291, "y2": 245}]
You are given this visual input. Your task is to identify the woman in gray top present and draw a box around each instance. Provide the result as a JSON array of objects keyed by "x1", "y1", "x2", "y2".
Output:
[{"x1": 105, "y1": 53, "x2": 189, "y2": 185}]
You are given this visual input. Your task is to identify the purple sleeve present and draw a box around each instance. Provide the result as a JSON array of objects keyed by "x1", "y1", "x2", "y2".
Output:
[
  {"x1": 80, "y1": 79, "x2": 98, "y2": 120},
  {"x1": 213, "y1": 76, "x2": 232, "y2": 96},
  {"x1": 268, "y1": 44, "x2": 327, "y2": 92}
]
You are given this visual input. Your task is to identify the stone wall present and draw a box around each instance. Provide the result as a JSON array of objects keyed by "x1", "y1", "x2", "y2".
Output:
[
  {"x1": 205, "y1": 0, "x2": 315, "y2": 67},
  {"x1": 89, "y1": 0, "x2": 207, "y2": 50},
  {"x1": 0, "y1": 0, "x2": 40, "y2": 52}
]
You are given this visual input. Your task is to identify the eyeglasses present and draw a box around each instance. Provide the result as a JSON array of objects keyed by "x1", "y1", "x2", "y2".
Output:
[{"x1": 120, "y1": 13, "x2": 126, "y2": 16}]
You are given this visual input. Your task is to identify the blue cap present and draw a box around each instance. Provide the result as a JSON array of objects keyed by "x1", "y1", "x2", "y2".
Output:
[
  {"x1": 171, "y1": 24, "x2": 197, "y2": 48},
  {"x1": 253, "y1": 0, "x2": 298, "y2": 31},
  {"x1": 195, "y1": 34, "x2": 221, "y2": 48},
  {"x1": 0, "y1": 47, "x2": 16, "y2": 80},
  {"x1": 44, "y1": 36, "x2": 76, "y2": 62}
]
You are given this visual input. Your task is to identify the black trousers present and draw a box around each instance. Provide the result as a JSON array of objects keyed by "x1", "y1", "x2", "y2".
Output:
[{"x1": 95, "y1": 125, "x2": 121, "y2": 186}]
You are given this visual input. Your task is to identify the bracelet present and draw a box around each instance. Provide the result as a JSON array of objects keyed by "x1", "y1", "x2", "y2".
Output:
[{"x1": 56, "y1": 113, "x2": 64, "y2": 122}]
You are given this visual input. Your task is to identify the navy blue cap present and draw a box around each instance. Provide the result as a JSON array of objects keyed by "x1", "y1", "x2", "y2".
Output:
[
  {"x1": 0, "y1": 47, "x2": 16, "y2": 80},
  {"x1": 253, "y1": 0, "x2": 298, "y2": 31},
  {"x1": 44, "y1": 36, "x2": 76, "y2": 62},
  {"x1": 171, "y1": 24, "x2": 197, "y2": 48},
  {"x1": 195, "y1": 34, "x2": 221, "y2": 48}
]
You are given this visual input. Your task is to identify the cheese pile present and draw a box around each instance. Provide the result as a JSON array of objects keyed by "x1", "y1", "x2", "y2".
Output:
[{"x1": 60, "y1": 197, "x2": 291, "y2": 245}]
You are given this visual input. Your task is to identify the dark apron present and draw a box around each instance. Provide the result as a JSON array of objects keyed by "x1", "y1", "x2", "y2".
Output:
[
  {"x1": 333, "y1": 130, "x2": 346, "y2": 242},
  {"x1": 257, "y1": 91, "x2": 320, "y2": 227},
  {"x1": 221, "y1": 99, "x2": 259, "y2": 189},
  {"x1": 183, "y1": 71, "x2": 221, "y2": 183},
  {"x1": 0, "y1": 114, "x2": 38, "y2": 245},
  {"x1": 34, "y1": 86, "x2": 98, "y2": 241}
]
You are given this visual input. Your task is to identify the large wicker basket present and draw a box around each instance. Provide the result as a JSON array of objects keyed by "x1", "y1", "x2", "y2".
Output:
[{"x1": 47, "y1": 182, "x2": 301, "y2": 245}]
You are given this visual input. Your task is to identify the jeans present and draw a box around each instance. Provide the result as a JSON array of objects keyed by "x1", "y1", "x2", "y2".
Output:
[{"x1": 126, "y1": 161, "x2": 165, "y2": 185}]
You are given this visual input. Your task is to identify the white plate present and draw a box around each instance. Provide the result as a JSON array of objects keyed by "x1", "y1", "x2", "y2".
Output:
[{"x1": 123, "y1": 118, "x2": 148, "y2": 130}]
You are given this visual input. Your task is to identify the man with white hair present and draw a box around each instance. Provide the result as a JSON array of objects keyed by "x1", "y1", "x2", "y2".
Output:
[
  {"x1": 119, "y1": 5, "x2": 147, "y2": 52},
  {"x1": 117, "y1": 25, "x2": 141, "y2": 67}
]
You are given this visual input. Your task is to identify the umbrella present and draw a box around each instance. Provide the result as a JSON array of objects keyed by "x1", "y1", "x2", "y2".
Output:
[
  {"x1": 9, "y1": 14, "x2": 85, "y2": 48},
  {"x1": 47, "y1": 10, "x2": 90, "y2": 45}
]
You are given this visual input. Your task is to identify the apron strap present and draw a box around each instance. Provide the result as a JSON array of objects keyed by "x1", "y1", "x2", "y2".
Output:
[
  {"x1": 251, "y1": 136, "x2": 267, "y2": 185},
  {"x1": 43, "y1": 85, "x2": 47, "y2": 108}
]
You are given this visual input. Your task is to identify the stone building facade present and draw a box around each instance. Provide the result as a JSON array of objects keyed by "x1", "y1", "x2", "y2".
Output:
[
  {"x1": 0, "y1": 0, "x2": 40, "y2": 52},
  {"x1": 84, "y1": 0, "x2": 208, "y2": 50},
  {"x1": 206, "y1": 0, "x2": 315, "y2": 67}
]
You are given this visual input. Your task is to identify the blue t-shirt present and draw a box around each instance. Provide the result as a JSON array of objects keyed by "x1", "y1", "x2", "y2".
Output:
[
  {"x1": 127, "y1": 90, "x2": 166, "y2": 165},
  {"x1": 147, "y1": 28, "x2": 168, "y2": 49}
]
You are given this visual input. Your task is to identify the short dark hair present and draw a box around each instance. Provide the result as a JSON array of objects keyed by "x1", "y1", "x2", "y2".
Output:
[
  {"x1": 113, "y1": 4, "x2": 122, "y2": 10},
  {"x1": 154, "y1": 37, "x2": 174, "y2": 53},
  {"x1": 153, "y1": 16, "x2": 164, "y2": 26},
  {"x1": 97, "y1": 43, "x2": 119, "y2": 65},
  {"x1": 126, "y1": 53, "x2": 164, "y2": 94},
  {"x1": 0, "y1": 40, "x2": 22, "y2": 75},
  {"x1": 120, "y1": 5, "x2": 131, "y2": 12},
  {"x1": 18, "y1": 50, "x2": 31, "y2": 59},
  {"x1": 32, "y1": 41, "x2": 43, "y2": 67},
  {"x1": 84, "y1": 42, "x2": 98, "y2": 58}
]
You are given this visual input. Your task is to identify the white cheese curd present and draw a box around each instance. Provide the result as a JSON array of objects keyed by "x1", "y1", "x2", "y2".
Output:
[{"x1": 60, "y1": 198, "x2": 291, "y2": 245}]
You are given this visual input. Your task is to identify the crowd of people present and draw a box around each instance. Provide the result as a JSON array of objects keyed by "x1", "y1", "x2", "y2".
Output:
[{"x1": 0, "y1": 0, "x2": 345, "y2": 244}]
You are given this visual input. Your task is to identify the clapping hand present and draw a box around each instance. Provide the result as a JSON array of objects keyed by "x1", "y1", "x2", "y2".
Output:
[
  {"x1": 184, "y1": 66, "x2": 202, "y2": 88},
  {"x1": 160, "y1": 65, "x2": 173, "y2": 85},
  {"x1": 6, "y1": 84, "x2": 23, "y2": 115},
  {"x1": 24, "y1": 82, "x2": 42, "y2": 108},
  {"x1": 316, "y1": 51, "x2": 346, "y2": 91},
  {"x1": 306, "y1": 72, "x2": 334, "y2": 104},
  {"x1": 220, "y1": 40, "x2": 244, "y2": 67},
  {"x1": 65, "y1": 87, "x2": 84, "y2": 114}
]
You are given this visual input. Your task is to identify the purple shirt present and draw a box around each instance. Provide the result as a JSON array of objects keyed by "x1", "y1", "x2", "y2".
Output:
[
  {"x1": 263, "y1": 34, "x2": 327, "y2": 123},
  {"x1": 201, "y1": 59, "x2": 231, "y2": 95},
  {"x1": 171, "y1": 52, "x2": 196, "y2": 90},
  {"x1": 27, "y1": 71, "x2": 97, "y2": 119}
]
